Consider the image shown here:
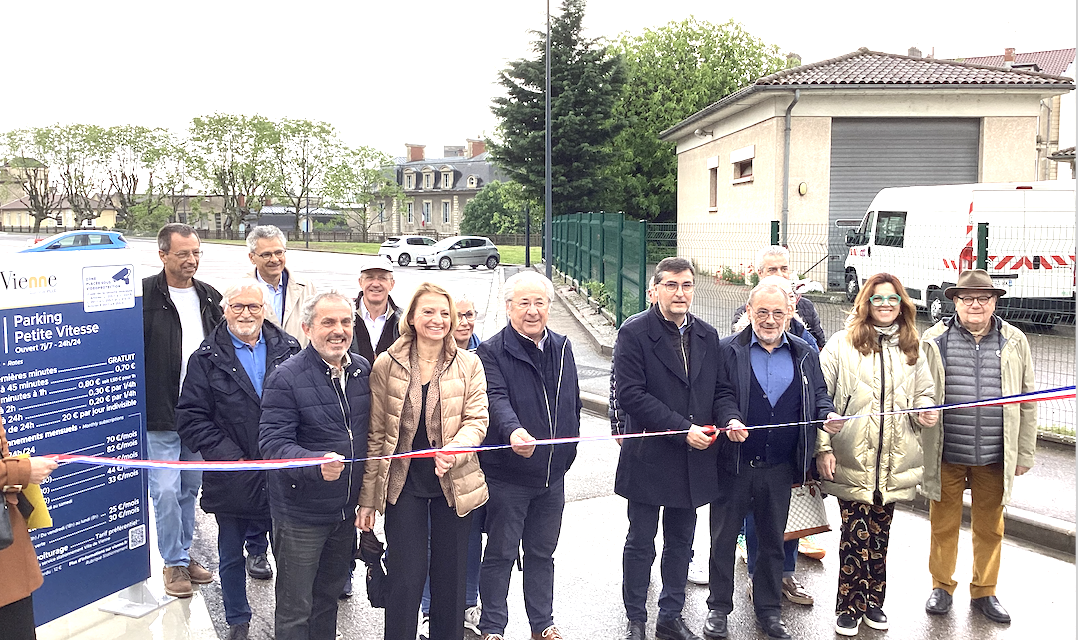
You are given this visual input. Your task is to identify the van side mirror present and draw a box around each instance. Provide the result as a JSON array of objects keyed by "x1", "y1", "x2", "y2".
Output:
[{"x1": 845, "y1": 230, "x2": 858, "y2": 246}]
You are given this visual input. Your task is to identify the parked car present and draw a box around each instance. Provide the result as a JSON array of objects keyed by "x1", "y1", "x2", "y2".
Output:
[
  {"x1": 20, "y1": 230, "x2": 128, "y2": 252},
  {"x1": 379, "y1": 235, "x2": 437, "y2": 266},
  {"x1": 414, "y1": 236, "x2": 500, "y2": 270}
]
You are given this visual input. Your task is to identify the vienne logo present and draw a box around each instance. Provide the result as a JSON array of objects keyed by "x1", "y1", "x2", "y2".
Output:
[{"x1": 0, "y1": 270, "x2": 58, "y2": 291}]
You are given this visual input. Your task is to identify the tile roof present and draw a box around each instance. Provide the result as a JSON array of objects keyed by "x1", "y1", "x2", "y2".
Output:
[
  {"x1": 952, "y1": 49, "x2": 1076, "y2": 77},
  {"x1": 661, "y1": 47, "x2": 1076, "y2": 140},
  {"x1": 1049, "y1": 146, "x2": 1075, "y2": 160}
]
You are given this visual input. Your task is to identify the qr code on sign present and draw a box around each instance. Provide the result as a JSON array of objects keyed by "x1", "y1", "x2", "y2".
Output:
[{"x1": 129, "y1": 524, "x2": 146, "y2": 550}]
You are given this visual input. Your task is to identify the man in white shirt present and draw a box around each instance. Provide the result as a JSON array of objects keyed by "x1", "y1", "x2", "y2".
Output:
[
  {"x1": 246, "y1": 225, "x2": 317, "y2": 347},
  {"x1": 142, "y1": 223, "x2": 223, "y2": 598},
  {"x1": 350, "y1": 258, "x2": 401, "y2": 366}
]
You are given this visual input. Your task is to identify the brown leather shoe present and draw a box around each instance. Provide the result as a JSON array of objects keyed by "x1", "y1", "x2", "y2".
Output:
[
  {"x1": 163, "y1": 565, "x2": 193, "y2": 598},
  {"x1": 188, "y1": 560, "x2": 214, "y2": 584},
  {"x1": 532, "y1": 625, "x2": 564, "y2": 640}
]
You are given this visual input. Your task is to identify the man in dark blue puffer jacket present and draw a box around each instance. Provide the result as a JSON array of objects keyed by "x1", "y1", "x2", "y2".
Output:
[
  {"x1": 477, "y1": 270, "x2": 581, "y2": 640},
  {"x1": 259, "y1": 292, "x2": 371, "y2": 640}
]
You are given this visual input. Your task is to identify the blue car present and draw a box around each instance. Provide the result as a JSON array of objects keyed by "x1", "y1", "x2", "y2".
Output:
[{"x1": 20, "y1": 230, "x2": 128, "y2": 252}]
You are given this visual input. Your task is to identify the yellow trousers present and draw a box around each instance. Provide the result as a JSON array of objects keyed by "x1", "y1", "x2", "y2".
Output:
[{"x1": 928, "y1": 462, "x2": 1005, "y2": 598}]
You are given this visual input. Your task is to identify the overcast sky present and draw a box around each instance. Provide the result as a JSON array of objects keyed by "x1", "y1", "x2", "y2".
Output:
[{"x1": 1, "y1": 0, "x2": 1074, "y2": 160}]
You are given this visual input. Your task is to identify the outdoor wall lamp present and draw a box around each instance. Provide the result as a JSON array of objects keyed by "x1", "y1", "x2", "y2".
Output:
[{"x1": 693, "y1": 128, "x2": 714, "y2": 138}]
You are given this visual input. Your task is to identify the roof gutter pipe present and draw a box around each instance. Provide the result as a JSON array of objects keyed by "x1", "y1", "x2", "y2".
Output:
[{"x1": 781, "y1": 89, "x2": 800, "y2": 246}]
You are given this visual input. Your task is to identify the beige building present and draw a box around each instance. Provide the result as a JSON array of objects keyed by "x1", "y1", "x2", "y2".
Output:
[
  {"x1": 660, "y1": 47, "x2": 1074, "y2": 289},
  {"x1": 0, "y1": 195, "x2": 118, "y2": 230}
]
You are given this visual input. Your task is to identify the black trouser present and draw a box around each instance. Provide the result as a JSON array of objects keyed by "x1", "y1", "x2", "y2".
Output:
[
  {"x1": 0, "y1": 595, "x2": 36, "y2": 640},
  {"x1": 384, "y1": 490, "x2": 472, "y2": 640},
  {"x1": 622, "y1": 501, "x2": 696, "y2": 623},
  {"x1": 707, "y1": 461, "x2": 794, "y2": 619},
  {"x1": 273, "y1": 516, "x2": 354, "y2": 640}
]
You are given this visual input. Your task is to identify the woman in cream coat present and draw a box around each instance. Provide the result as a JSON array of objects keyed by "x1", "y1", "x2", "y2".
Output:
[
  {"x1": 817, "y1": 273, "x2": 937, "y2": 637},
  {"x1": 357, "y1": 282, "x2": 488, "y2": 640}
]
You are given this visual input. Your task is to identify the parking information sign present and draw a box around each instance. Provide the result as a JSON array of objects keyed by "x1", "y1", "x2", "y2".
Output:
[{"x1": 0, "y1": 249, "x2": 148, "y2": 624}]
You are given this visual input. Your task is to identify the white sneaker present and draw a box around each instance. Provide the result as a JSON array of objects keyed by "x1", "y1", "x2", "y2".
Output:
[
  {"x1": 687, "y1": 559, "x2": 709, "y2": 585},
  {"x1": 418, "y1": 614, "x2": 429, "y2": 640},
  {"x1": 464, "y1": 605, "x2": 482, "y2": 634}
]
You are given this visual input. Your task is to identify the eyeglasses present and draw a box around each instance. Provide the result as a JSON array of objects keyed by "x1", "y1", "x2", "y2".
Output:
[
  {"x1": 753, "y1": 309, "x2": 787, "y2": 321},
  {"x1": 955, "y1": 294, "x2": 994, "y2": 306},
  {"x1": 457, "y1": 311, "x2": 476, "y2": 321},
  {"x1": 169, "y1": 250, "x2": 203, "y2": 260},
  {"x1": 868, "y1": 294, "x2": 902, "y2": 307},
  {"x1": 256, "y1": 249, "x2": 286, "y2": 260},
  {"x1": 659, "y1": 281, "x2": 694, "y2": 293},
  {"x1": 228, "y1": 303, "x2": 264, "y2": 314},
  {"x1": 514, "y1": 299, "x2": 548, "y2": 309}
]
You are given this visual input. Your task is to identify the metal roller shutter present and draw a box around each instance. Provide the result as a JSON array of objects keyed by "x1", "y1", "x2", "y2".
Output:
[{"x1": 826, "y1": 118, "x2": 980, "y2": 288}]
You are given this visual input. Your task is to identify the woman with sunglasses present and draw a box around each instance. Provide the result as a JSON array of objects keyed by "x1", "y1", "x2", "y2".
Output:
[{"x1": 817, "y1": 272, "x2": 938, "y2": 637}]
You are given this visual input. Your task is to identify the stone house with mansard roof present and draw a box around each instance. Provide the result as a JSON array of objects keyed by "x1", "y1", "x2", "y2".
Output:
[
  {"x1": 660, "y1": 47, "x2": 1074, "y2": 289},
  {"x1": 370, "y1": 138, "x2": 507, "y2": 237}
]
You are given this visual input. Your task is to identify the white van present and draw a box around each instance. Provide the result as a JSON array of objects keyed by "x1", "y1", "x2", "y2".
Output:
[{"x1": 844, "y1": 180, "x2": 1075, "y2": 325}]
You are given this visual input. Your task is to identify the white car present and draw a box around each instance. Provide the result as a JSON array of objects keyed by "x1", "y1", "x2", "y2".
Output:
[{"x1": 379, "y1": 235, "x2": 437, "y2": 266}]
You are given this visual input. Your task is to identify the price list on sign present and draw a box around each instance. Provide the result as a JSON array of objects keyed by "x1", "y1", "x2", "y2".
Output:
[{"x1": 0, "y1": 249, "x2": 149, "y2": 625}]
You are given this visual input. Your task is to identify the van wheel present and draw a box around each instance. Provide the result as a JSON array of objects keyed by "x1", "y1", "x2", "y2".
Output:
[
  {"x1": 929, "y1": 291, "x2": 949, "y2": 324},
  {"x1": 844, "y1": 272, "x2": 859, "y2": 302},
  {"x1": 397, "y1": 253, "x2": 411, "y2": 267}
]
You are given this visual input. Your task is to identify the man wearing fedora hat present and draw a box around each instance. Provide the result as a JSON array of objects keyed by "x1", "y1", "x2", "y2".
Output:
[{"x1": 918, "y1": 269, "x2": 1036, "y2": 625}]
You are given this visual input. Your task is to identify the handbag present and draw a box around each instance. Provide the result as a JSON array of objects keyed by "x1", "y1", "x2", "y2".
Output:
[
  {"x1": 0, "y1": 498, "x2": 14, "y2": 551},
  {"x1": 357, "y1": 530, "x2": 388, "y2": 609},
  {"x1": 784, "y1": 482, "x2": 830, "y2": 541}
]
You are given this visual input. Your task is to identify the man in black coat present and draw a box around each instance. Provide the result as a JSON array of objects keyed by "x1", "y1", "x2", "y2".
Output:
[
  {"x1": 259, "y1": 292, "x2": 371, "y2": 640},
  {"x1": 614, "y1": 258, "x2": 723, "y2": 640},
  {"x1": 704, "y1": 284, "x2": 844, "y2": 640},
  {"x1": 177, "y1": 282, "x2": 301, "y2": 640},
  {"x1": 142, "y1": 223, "x2": 223, "y2": 598},
  {"x1": 477, "y1": 270, "x2": 581, "y2": 640}
]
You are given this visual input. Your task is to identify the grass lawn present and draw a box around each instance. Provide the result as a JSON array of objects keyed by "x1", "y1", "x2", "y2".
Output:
[{"x1": 206, "y1": 239, "x2": 544, "y2": 265}]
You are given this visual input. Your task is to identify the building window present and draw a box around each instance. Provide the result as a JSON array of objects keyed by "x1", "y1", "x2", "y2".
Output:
[
  {"x1": 377, "y1": 202, "x2": 385, "y2": 223},
  {"x1": 442, "y1": 201, "x2": 451, "y2": 224},
  {"x1": 404, "y1": 172, "x2": 415, "y2": 190},
  {"x1": 467, "y1": 175, "x2": 478, "y2": 189},
  {"x1": 730, "y1": 145, "x2": 755, "y2": 185},
  {"x1": 442, "y1": 172, "x2": 452, "y2": 189},
  {"x1": 423, "y1": 172, "x2": 433, "y2": 189},
  {"x1": 709, "y1": 168, "x2": 718, "y2": 209},
  {"x1": 422, "y1": 201, "x2": 432, "y2": 225},
  {"x1": 407, "y1": 202, "x2": 414, "y2": 223}
]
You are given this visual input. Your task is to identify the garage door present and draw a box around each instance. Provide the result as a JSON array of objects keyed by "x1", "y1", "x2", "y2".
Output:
[{"x1": 826, "y1": 118, "x2": 980, "y2": 288}]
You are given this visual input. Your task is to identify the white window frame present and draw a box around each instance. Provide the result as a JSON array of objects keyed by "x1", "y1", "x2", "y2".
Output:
[
  {"x1": 422, "y1": 201, "x2": 432, "y2": 224},
  {"x1": 442, "y1": 201, "x2": 451, "y2": 224},
  {"x1": 407, "y1": 202, "x2": 414, "y2": 223},
  {"x1": 730, "y1": 145, "x2": 755, "y2": 185}
]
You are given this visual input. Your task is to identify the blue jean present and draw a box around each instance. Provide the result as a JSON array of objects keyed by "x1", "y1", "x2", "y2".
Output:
[
  {"x1": 216, "y1": 514, "x2": 272, "y2": 625},
  {"x1": 479, "y1": 476, "x2": 565, "y2": 635},
  {"x1": 245, "y1": 520, "x2": 270, "y2": 556},
  {"x1": 423, "y1": 504, "x2": 485, "y2": 613},
  {"x1": 744, "y1": 513, "x2": 798, "y2": 577},
  {"x1": 622, "y1": 501, "x2": 696, "y2": 623},
  {"x1": 147, "y1": 431, "x2": 203, "y2": 566},
  {"x1": 273, "y1": 516, "x2": 354, "y2": 640}
]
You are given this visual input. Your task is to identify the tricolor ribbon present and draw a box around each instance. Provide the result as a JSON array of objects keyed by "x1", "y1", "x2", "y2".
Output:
[{"x1": 46, "y1": 385, "x2": 1074, "y2": 471}]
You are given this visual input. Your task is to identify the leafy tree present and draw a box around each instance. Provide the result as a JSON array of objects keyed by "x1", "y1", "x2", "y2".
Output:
[
  {"x1": 605, "y1": 18, "x2": 786, "y2": 221},
  {"x1": 1, "y1": 129, "x2": 62, "y2": 233},
  {"x1": 321, "y1": 146, "x2": 403, "y2": 241},
  {"x1": 103, "y1": 125, "x2": 184, "y2": 230},
  {"x1": 270, "y1": 118, "x2": 340, "y2": 234},
  {"x1": 460, "y1": 180, "x2": 543, "y2": 235},
  {"x1": 53, "y1": 124, "x2": 112, "y2": 227},
  {"x1": 489, "y1": 0, "x2": 625, "y2": 217},
  {"x1": 188, "y1": 114, "x2": 279, "y2": 232}
]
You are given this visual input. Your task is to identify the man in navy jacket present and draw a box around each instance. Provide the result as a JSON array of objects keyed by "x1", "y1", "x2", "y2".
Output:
[
  {"x1": 614, "y1": 258, "x2": 722, "y2": 640},
  {"x1": 177, "y1": 282, "x2": 301, "y2": 640},
  {"x1": 477, "y1": 270, "x2": 581, "y2": 640},
  {"x1": 704, "y1": 284, "x2": 843, "y2": 640},
  {"x1": 259, "y1": 292, "x2": 371, "y2": 640}
]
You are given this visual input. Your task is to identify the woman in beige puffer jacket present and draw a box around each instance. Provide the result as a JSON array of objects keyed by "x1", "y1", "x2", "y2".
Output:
[
  {"x1": 817, "y1": 273, "x2": 937, "y2": 637},
  {"x1": 357, "y1": 282, "x2": 488, "y2": 640}
]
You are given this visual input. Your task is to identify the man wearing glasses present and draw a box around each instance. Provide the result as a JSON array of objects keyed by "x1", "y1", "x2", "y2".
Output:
[
  {"x1": 246, "y1": 225, "x2": 318, "y2": 347},
  {"x1": 613, "y1": 258, "x2": 723, "y2": 640},
  {"x1": 706, "y1": 283, "x2": 844, "y2": 640},
  {"x1": 176, "y1": 283, "x2": 301, "y2": 640},
  {"x1": 920, "y1": 269, "x2": 1036, "y2": 625},
  {"x1": 143, "y1": 223, "x2": 223, "y2": 597}
]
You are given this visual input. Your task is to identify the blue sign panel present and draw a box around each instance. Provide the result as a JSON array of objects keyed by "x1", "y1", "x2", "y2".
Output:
[{"x1": 0, "y1": 251, "x2": 148, "y2": 625}]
